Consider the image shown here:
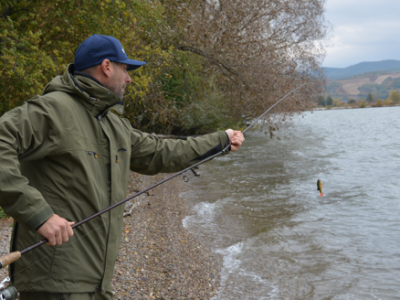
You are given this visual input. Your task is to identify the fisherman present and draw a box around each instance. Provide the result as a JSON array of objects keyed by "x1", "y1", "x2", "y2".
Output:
[{"x1": 0, "y1": 34, "x2": 244, "y2": 300}]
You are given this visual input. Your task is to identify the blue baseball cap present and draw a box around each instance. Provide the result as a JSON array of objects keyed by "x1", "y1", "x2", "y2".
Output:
[{"x1": 74, "y1": 34, "x2": 146, "y2": 71}]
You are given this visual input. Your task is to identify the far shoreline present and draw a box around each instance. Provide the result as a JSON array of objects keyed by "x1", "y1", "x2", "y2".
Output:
[{"x1": 312, "y1": 104, "x2": 400, "y2": 111}]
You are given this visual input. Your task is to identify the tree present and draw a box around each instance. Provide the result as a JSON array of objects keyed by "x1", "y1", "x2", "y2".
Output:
[
  {"x1": 389, "y1": 91, "x2": 400, "y2": 104},
  {"x1": 163, "y1": 0, "x2": 328, "y2": 126},
  {"x1": 0, "y1": 0, "x2": 173, "y2": 118},
  {"x1": 383, "y1": 99, "x2": 392, "y2": 106},
  {"x1": 317, "y1": 96, "x2": 325, "y2": 106},
  {"x1": 347, "y1": 99, "x2": 356, "y2": 105},
  {"x1": 366, "y1": 93, "x2": 374, "y2": 103},
  {"x1": 332, "y1": 98, "x2": 342, "y2": 107},
  {"x1": 1, "y1": 0, "x2": 329, "y2": 134},
  {"x1": 326, "y1": 95, "x2": 333, "y2": 106}
]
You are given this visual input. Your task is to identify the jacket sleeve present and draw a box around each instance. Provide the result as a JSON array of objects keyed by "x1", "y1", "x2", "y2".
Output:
[
  {"x1": 129, "y1": 128, "x2": 230, "y2": 175},
  {"x1": 0, "y1": 98, "x2": 56, "y2": 231}
]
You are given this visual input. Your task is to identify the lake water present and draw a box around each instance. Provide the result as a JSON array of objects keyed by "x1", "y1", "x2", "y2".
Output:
[{"x1": 181, "y1": 107, "x2": 400, "y2": 299}]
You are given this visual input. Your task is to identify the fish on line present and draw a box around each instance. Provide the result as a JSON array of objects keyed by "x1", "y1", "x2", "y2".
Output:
[{"x1": 317, "y1": 179, "x2": 324, "y2": 196}]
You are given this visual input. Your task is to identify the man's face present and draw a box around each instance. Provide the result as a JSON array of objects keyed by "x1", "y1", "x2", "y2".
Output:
[{"x1": 106, "y1": 62, "x2": 131, "y2": 99}]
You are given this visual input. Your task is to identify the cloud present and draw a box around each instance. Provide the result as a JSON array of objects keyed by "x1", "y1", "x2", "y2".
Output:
[{"x1": 323, "y1": 0, "x2": 400, "y2": 68}]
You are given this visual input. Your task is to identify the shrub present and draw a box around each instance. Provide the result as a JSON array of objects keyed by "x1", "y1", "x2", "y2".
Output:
[
  {"x1": 347, "y1": 99, "x2": 357, "y2": 105},
  {"x1": 0, "y1": 207, "x2": 6, "y2": 219},
  {"x1": 383, "y1": 99, "x2": 393, "y2": 106}
]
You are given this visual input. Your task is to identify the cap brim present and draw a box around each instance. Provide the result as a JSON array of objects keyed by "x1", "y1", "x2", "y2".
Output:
[{"x1": 117, "y1": 59, "x2": 146, "y2": 71}]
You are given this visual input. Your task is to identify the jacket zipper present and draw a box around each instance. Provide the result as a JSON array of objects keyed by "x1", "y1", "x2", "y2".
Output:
[{"x1": 96, "y1": 116, "x2": 106, "y2": 208}]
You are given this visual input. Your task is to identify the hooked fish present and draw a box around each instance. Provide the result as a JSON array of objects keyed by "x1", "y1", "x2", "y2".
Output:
[{"x1": 317, "y1": 179, "x2": 324, "y2": 196}]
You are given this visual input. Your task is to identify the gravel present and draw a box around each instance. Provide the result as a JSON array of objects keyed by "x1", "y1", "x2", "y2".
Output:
[{"x1": 0, "y1": 219, "x2": 12, "y2": 280}]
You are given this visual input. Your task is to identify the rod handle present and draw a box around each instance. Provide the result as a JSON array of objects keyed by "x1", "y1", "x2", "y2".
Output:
[{"x1": 0, "y1": 251, "x2": 21, "y2": 269}]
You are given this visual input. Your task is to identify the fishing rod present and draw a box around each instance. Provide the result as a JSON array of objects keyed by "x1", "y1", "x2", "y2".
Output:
[{"x1": 0, "y1": 83, "x2": 307, "y2": 299}]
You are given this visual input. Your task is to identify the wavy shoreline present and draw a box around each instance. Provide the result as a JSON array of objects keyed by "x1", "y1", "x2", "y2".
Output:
[{"x1": 112, "y1": 172, "x2": 222, "y2": 299}]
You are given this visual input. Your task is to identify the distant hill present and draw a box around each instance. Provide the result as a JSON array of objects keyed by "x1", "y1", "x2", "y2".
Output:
[
  {"x1": 326, "y1": 71, "x2": 400, "y2": 99},
  {"x1": 324, "y1": 60, "x2": 400, "y2": 80}
]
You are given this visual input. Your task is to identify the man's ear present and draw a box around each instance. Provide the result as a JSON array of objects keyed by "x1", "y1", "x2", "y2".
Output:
[{"x1": 100, "y1": 59, "x2": 113, "y2": 78}]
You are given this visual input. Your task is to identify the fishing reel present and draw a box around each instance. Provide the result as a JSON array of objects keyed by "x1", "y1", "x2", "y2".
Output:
[{"x1": 0, "y1": 278, "x2": 18, "y2": 300}]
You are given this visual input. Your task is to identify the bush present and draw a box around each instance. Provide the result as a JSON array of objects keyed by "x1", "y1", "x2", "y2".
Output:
[
  {"x1": 326, "y1": 95, "x2": 333, "y2": 106},
  {"x1": 333, "y1": 98, "x2": 342, "y2": 107},
  {"x1": 347, "y1": 99, "x2": 357, "y2": 105},
  {"x1": 389, "y1": 91, "x2": 400, "y2": 104},
  {"x1": 317, "y1": 96, "x2": 325, "y2": 106},
  {"x1": 0, "y1": 207, "x2": 7, "y2": 219},
  {"x1": 383, "y1": 99, "x2": 393, "y2": 106}
]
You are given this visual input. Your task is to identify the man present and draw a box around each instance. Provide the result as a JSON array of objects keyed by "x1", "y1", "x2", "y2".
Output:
[{"x1": 0, "y1": 34, "x2": 244, "y2": 299}]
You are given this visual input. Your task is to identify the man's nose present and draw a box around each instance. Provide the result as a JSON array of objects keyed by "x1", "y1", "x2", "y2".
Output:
[{"x1": 126, "y1": 73, "x2": 132, "y2": 84}]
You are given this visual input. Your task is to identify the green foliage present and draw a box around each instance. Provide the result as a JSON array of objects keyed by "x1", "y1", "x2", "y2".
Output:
[
  {"x1": 328, "y1": 71, "x2": 400, "y2": 100},
  {"x1": 332, "y1": 98, "x2": 342, "y2": 107},
  {"x1": 386, "y1": 77, "x2": 400, "y2": 89},
  {"x1": 376, "y1": 99, "x2": 383, "y2": 107},
  {"x1": 366, "y1": 93, "x2": 374, "y2": 103},
  {"x1": 0, "y1": 206, "x2": 7, "y2": 219},
  {"x1": 160, "y1": 52, "x2": 227, "y2": 133},
  {"x1": 0, "y1": 0, "x2": 237, "y2": 133},
  {"x1": 0, "y1": 0, "x2": 177, "y2": 128},
  {"x1": 124, "y1": 50, "x2": 232, "y2": 134},
  {"x1": 328, "y1": 81, "x2": 342, "y2": 88},
  {"x1": 359, "y1": 101, "x2": 366, "y2": 108},
  {"x1": 360, "y1": 84, "x2": 387, "y2": 99},
  {"x1": 389, "y1": 90, "x2": 400, "y2": 103},
  {"x1": 325, "y1": 81, "x2": 346, "y2": 97},
  {"x1": 347, "y1": 99, "x2": 356, "y2": 105},
  {"x1": 326, "y1": 95, "x2": 333, "y2": 106},
  {"x1": 317, "y1": 96, "x2": 325, "y2": 106},
  {"x1": 1, "y1": 0, "x2": 325, "y2": 134},
  {"x1": 383, "y1": 99, "x2": 393, "y2": 106},
  {"x1": 358, "y1": 77, "x2": 400, "y2": 100}
]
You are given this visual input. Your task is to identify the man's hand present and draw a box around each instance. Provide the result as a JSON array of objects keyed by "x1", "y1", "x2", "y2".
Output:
[
  {"x1": 37, "y1": 214, "x2": 75, "y2": 246},
  {"x1": 225, "y1": 129, "x2": 245, "y2": 152}
]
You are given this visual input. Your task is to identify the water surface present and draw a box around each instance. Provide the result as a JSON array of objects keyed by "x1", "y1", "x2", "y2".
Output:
[{"x1": 182, "y1": 107, "x2": 400, "y2": 299}]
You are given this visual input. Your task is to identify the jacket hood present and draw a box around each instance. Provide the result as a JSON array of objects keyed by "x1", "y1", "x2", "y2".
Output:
[{"x1": 42, "y1": 64, "x2": 124, "y2": 117}]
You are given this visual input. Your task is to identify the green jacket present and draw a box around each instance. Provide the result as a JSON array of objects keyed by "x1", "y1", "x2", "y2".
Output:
[{"x1": 0, "y1": 65, "x2": 229, "y2": 294}]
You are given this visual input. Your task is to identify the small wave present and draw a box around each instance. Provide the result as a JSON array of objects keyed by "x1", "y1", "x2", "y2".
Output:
[
  {"x1": 183, "y1": 201, "x2": 219, "y2": 229},
  {"x1": 212, "y1": 242, "x2": 280, "y2": 300}
]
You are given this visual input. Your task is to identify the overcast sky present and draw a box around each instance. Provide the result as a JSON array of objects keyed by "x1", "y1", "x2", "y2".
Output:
[{"x1": 323, "y1": 0, "x2": 400, "y2": 68}]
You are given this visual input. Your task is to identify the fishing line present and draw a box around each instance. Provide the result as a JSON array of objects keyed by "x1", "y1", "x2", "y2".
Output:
[
  {"x1": 243, "y1": 83, "x2": 308, "y2": 134},
  {"x1": 0, "y1": 82, "x2": 309, "y2": 272}
]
